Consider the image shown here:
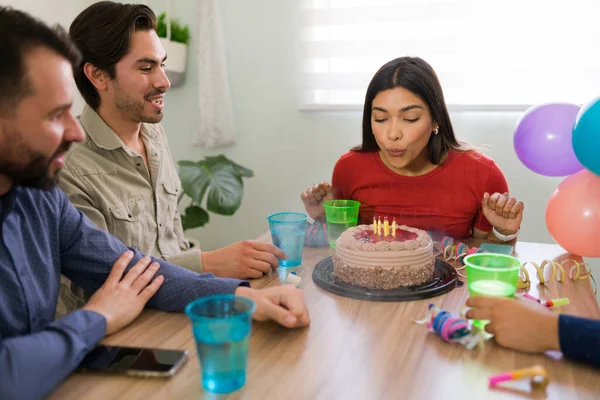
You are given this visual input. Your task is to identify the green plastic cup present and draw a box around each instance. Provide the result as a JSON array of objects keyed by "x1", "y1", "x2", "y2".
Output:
[
  {"x1": 323, "y1": 200, "x2": 360, "y2": 248},
  {"x1": 464, "y1": 253, "x2": 522, "y2": 330}
]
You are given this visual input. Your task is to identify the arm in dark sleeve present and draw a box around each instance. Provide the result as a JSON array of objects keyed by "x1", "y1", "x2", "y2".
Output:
[
  {"x1": 559, "y1": 314, "x2": 600, "y2": 367},
  {"x1": 56, "y1": 189, "x2": 248, "y2": 313},
  {"x1": 0, "y1": 310, "x2": 106, "y2": 400}
]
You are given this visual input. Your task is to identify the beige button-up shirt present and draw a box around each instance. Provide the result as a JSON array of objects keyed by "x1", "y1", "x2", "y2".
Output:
[{"x1": 56, "y1": 105, "x2": 203, "y2": 315}]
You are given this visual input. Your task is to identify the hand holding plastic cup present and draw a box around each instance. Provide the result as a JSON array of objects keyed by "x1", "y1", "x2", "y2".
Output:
[
  {"x1": 267, "y1": 212, "x2": 307, "y2": 267},
  {"x1": 323, "y1": 200, "x2": 360, "y2": 248},
  {"x1": 185, "y1": 295, "x2": 256, "y2": 394},
  {"x1": 464, "y1": 253, "x2": 522, "y2": 330}
]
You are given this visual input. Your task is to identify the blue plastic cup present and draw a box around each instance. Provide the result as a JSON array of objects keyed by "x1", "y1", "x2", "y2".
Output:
[
  {"x1": 185, "y1": 295, "x2": 256, "y2": 394},
  {"x1": 267, "y1": 212, "x2": 307, "y2": 268}
]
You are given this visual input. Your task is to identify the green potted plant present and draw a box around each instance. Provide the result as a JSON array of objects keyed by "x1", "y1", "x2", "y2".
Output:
[
  {"x1": 156, "y1": 12, "x2": 190, "y2": 85},
  {"x1": 177, "y1": 155, "x2": 253, "y2": 231}
]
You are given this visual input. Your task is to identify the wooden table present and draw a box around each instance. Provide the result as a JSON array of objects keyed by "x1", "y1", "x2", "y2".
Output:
[{"x1": 51, "y1": 235, "x2": 600, "y2": 399}]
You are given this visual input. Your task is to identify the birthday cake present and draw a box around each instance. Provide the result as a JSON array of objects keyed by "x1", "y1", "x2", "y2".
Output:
[{"x1": 332, "y1": 220, "x2": 434, "y2": 290}]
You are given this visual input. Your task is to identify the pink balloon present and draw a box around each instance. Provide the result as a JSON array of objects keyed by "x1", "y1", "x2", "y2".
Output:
[{"x1": 546, "y1": 170, "x2": 600, "y2": 257}]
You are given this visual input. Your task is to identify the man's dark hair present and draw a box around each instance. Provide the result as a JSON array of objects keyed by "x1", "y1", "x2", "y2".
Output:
[
  {"x1": 69, "y1": 1, "x2": 157, "y2": 110},
  {"x1": 0, "y1": 6, "x2": 80, "y2": 115}
]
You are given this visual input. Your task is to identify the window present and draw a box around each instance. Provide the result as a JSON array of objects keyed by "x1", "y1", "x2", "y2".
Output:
[{"x1": 300, "y1": 0, "x2": 600, "y2": 110}]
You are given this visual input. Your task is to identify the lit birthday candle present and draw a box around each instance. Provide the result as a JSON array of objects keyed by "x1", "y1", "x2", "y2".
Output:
[
  {"x1": 377, "y1": 217, "x2": 382, "y2": 236},
  {"x1": 392, "y1": 218, "x2": 396, "y2": 237},
  {"x1": 384, "y1": 217, "x2": 389, "y2": 236},
  {"x1": 373, "y1": 217, "x2": 377, "y2": 232}
]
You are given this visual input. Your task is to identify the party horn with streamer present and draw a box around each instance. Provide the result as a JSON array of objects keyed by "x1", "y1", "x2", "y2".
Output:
[
  {"x1": 489, "y1": 365, "x2": 549, "y2": 389},
  {"x1": 521, "y1": 293, "x2": 569, "y2": 308},
  {"x1": 542, "y1": 298, "x2": 569, "y2": 307}
]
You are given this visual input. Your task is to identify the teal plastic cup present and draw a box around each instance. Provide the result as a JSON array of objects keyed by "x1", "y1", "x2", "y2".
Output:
[
  {"x1": 185, "y1": 295, "x2": 256, "y2": 394},
  {"x1": 267, "y1": 212, "x2": 307, "y2": 267},
  {"x1": 323, "y1": 200, "x2": 360, "y2": 248},
  {"x1": 464, "y1": 253, "x2": 522, "y2": 330}
]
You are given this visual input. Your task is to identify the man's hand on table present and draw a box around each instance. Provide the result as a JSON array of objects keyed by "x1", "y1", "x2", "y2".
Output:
[
  {"x1": 83, "y1": 251, "x2": 164, "y2": 335},
  {"x1": 202, "y1": 241, "x2": 286, "y2": 279},
  {"x1": 235, "y1": 285, "x2": 310, "y2": 328}
]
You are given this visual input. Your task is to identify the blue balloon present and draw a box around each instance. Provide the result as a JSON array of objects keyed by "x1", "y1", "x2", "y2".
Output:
[{"x1": 573, "y1": 97, "x2": 600, "y2": 177}]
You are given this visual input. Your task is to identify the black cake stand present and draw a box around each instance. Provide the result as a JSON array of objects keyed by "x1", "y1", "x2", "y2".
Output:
[{"x1": 312, "y1": 256, "x2": 459, "y2": 302}]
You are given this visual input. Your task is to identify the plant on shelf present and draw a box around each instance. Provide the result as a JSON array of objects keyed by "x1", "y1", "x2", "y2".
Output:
[
  {"x1": 155, "y1": 12, "x2": 190, "y2": 85},
  {"x1": 177, "y1": 155, "x2": 254, "y2": 231},
  {"x1": 156, "y1": 12, "x2": 190, "y2": 45}
]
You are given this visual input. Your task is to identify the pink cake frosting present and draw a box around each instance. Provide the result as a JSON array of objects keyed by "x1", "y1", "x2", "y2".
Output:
[{"x1": 332, "y1": 224, "x2": 435, "y2": 289}]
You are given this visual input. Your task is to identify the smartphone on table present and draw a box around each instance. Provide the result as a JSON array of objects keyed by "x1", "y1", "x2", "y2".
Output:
[
  {"x1": 78, "y1": 345, "x2": 188, "y2": 377},
  {"x1": 479, "y1": 242, "x2": 514, "y2": 256}
]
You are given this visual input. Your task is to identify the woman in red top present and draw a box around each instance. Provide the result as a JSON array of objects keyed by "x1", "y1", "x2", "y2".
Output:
[{"x1": 302, "y1": 57, "x2": 523, "y2": 240}]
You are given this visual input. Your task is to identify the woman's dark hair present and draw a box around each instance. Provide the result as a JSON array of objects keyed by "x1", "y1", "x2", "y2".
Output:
[
  {"x1": 69, "y1": 1, "x2": 157, "y2": 110},
  {"x1": 354, "y1": 56, "x2": 466, "y2": 164},
  {"x1": 0, "y1": 6, "x2": 80, "y2": 116}
]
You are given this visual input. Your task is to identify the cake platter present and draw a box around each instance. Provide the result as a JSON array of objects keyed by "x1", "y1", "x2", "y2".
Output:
[{"x1": 312, "y1": 256, "x2": 459, "y2": 302}]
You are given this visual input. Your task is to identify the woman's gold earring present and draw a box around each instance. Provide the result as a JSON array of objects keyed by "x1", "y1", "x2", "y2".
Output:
[{"x1": 433, "y1": 127, "x2": 439, "y2": 135}]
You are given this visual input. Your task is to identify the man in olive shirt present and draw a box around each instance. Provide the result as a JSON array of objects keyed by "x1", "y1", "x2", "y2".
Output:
[{"x1": 58, "y1": 3, "x2": 284, "y2": 312}]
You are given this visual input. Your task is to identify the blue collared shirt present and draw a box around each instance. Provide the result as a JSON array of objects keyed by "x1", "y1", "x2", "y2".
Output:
[{"x1": 0, "y1": 186, "x2": 246, "y2": 400}]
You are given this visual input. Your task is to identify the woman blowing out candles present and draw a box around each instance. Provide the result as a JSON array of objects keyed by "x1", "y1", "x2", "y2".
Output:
[
  {"x1": 301, "y1": 56, "x2": 524, "y2": 241},
  {"x1": 466, "y1": 296, "x2": 600, "y2": 367}
]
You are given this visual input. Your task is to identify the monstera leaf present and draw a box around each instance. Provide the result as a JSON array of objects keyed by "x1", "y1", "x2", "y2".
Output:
[
  {"x1": 204, "y1": 155, "x2": 254, "y2": 178},
  {"x1": 180, "y1": 205, "x2": 209, "y2": 231},
  {"x1": 178, "y1": 155, "x2": 253, "y2": 230}
]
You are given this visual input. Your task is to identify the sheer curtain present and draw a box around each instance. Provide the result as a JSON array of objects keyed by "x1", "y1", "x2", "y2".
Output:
[
  {"x1": 300, "y1": 0, "x2": 600, "y2": 110},
  {"x1": 194, "y1": 0, "x2": 236, "y2": 147}
]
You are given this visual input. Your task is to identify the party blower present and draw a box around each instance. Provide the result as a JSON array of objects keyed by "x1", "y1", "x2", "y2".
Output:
[{"x1": 489, "y1": 365, "x2": 549, "y2": 390}]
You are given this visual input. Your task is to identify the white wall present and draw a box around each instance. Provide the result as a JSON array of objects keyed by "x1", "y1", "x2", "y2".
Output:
[{"x1": 1, "y1": 0, "x2": 94, "y2": 25}]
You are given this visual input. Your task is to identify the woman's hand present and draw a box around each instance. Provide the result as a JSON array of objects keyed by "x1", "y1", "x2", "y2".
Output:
[
  {"x1": 300, "y1": 181, "x2": 334, "y2": 220},
  {"x1": 482, "y1": 192, "x2": 524, "y2": 237}
]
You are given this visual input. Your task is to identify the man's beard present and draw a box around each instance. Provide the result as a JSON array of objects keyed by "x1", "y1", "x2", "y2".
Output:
[
  {"x1": 0, "y1": 141, "x2": 70, "y2": 190},
  {"x1": 113, "y1": 81, "x2": 164, "y2": 124}
]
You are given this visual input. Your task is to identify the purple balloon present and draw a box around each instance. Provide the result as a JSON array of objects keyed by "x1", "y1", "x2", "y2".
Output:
[{"x1": 514, "y1": 103, "x2": 584, "y2": 177}]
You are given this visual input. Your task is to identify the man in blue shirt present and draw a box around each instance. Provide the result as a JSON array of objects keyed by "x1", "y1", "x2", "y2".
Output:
[{"x1": 0, "y1": 7, "x2": 309, "y2": 400}]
